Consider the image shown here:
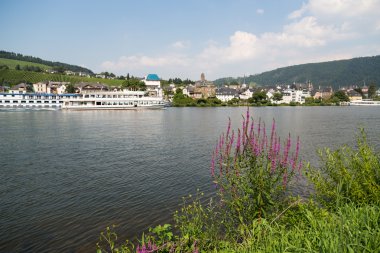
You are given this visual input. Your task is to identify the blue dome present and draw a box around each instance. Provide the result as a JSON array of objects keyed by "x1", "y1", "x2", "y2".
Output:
[{"x1": 146, "y1": 74, "x2": 160, "y2": 81}]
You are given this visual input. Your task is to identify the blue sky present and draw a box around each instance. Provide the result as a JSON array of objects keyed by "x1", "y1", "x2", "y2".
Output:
[{"x1": 1, "y1": 0, "x2": 380, "y2": 80}]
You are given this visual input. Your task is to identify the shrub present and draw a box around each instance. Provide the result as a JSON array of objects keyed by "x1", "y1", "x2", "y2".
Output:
[{"x1": 306, "y1": 129, "x2": 380, "y2": 209}]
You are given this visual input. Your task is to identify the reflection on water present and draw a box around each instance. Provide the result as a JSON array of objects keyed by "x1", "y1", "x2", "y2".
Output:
[{"x1": 0, "y1": 107, "x2": 379, "y2": 252}]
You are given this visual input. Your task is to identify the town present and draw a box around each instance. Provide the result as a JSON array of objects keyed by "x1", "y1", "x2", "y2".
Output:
[{"x1": 1, "y1": 71, "x2": 379, "y2": 108}]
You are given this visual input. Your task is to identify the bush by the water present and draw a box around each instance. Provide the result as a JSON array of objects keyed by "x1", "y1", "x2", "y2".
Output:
[{"x1": 97, "y1": 109, "x2": 380, "y2": 253}]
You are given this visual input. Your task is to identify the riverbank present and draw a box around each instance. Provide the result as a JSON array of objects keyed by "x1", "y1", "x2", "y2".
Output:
[{"x1": 96, "y1": 112, "x2": 380, "y2": 253}]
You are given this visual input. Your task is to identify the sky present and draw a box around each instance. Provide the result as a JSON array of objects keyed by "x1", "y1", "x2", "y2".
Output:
[{"x1": 1, "y1": 0, "x2": 380, "y2": 80}]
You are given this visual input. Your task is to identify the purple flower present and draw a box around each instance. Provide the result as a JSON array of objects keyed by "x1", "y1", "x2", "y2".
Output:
[{"x1": 226, "y1": 117, "x2": 231, "y2": 141}]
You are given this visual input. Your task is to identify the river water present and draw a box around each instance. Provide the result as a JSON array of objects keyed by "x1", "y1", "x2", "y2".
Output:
[{"x1": 0, "y1": 106, "x2": 379, "y2": 252}]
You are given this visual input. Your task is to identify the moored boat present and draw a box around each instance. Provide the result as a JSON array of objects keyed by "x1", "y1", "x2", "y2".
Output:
[
  {"x1": 61, "y1": 90, "x2": 167, "y2": 110},
  {"x1": 348, "y1": 99, "x2": 380, "y2": 106},
  {"x1": 0, "y1": 92, "x2": 78, "y2": 109}
]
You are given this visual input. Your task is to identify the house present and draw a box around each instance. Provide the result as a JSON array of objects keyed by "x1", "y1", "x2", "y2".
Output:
[
  {"x1": 9, "y1": 83, "x2": 28, "y2": 94},
  {"x1": 347, "y1": 90, "x2": 362, "y2": 101},
  {"x1": 75, "y1": 82, "x2": 109, "y2": 93},
  {"x1": 33, "y1": 82, "x2": 48, "y2": 93},
  {"x1": 95, "y1": 74, "x2": 106, "y2": 79},
  {"x1": 216, "y1": 87, "x2": 239, "y2": 102},
  {"x1": 239, "y1": 88, "x2": 254, "y2": 100},
  {"x1": 313, "y1": 87, "x2": 333, "y2": 100}
]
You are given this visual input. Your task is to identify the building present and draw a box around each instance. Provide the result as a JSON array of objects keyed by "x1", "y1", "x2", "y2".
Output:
[
  {"x1": 9, "y1": 83, "x2": 28, "y2": 94},
  {"x1": 347, "y1": 90, "x2": 362, "y2": 101},
  {"x1": 280, "y1": 88, "x2": 311, "y2": 104},
  {"x1": 144, "y1": 74, "x2": 161, "y2": 89},
  {"x1": 75, "y1": 82, "x2": 109, "y2": 93},
  {"x1": 33, "y1": 82, "x2": 48, "y2": 93},
  {"x1": 239, "y1": 88, "x2": 254, "y2": 100},
  {"x1": 33, "y1": 81, "x2": 70, "y2": 94},
  {"x1": 216, "y1": 87, "x2": 239, "y2": 102},
  {"x1": 193, "y1": 73, "x2": 216, "y2": 99},
  {"x1": 313, "y1": 87, "x2": 333, "y2": 100}
]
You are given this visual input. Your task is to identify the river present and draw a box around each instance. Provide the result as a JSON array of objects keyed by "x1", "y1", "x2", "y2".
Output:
[{"x1": 0, "y1": 106, "x2": 379, "y2": 252}]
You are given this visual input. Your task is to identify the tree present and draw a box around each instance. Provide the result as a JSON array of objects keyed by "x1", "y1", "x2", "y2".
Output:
[
  {"x1": 122, "y1": 78, "x2": 146, "y2": 91},
  {"x1": 65, "y1": 83, "x2": 76, "y2": 93},
  {"x1": 272, "y1": 92, "x2": 283, "y2": 102},
  {"x1": 354, "y1": 87, "x2": 364, "y2": 98},
  {"x1": 251, "y1": 91, "x2": 267, "y2": 103},
  {"x1": 368, "y1": 84, "x2": 377, "y2": 98},
  {"x1": 175, "y1": 88, "x2": 183, "y2": 94},
  {"x1": 332, "y1": 90, "x2": 349, "y2": 102},
  {"x1": 15, "y1": 64, "x2": 20, "y2": 70}
]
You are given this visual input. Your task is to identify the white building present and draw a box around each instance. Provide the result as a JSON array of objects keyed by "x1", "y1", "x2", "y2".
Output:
[
  {"x1": 143, "y1": 74, "x2": 160, "y2": 89},
  {"x1": 33, "y1": 82, "x2": 48, "y2": 93},
  {"x1": 280, "y1": 88, "x2": 311, "y2": 104},
  {"x1": 216, "y1": 87, "x2": 238, "y2": 102},
  {"x1": 239, "y1": 88, "x2": 254, "y2": 100}
]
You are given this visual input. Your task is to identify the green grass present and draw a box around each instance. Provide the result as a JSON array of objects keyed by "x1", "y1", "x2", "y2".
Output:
[
  {"x1": 0, "y1": 69, "x2": 124, "y2": 86},
  {"x1": 0, "y1": 58, "x2": 51, "y2": 70}
]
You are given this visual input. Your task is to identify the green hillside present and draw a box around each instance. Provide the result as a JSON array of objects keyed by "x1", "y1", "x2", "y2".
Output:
[
  {"x1": 0, "y1": 50, "x2": 94, "y2": 74},
  {"x1": 0, "y1": 69, "x2": 124, "y2": 86},
  {"x1": 0, "y1": 58, "x2": 51, "y2": 70},
  {"x1": 214, "y1": 55, "x2": 380, "y2": 89}
]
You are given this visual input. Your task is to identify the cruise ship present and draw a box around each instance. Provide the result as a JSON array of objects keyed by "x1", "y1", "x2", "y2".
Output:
[
  {"x1": 61, "y1": 90, "x2": 166, "y2": 110},
  {"x1": 0, "y1": 92, "x2": 78, "y2": 109},
  {"x1": 348, "y1": 99, "x2": 380, "y2": 106}
]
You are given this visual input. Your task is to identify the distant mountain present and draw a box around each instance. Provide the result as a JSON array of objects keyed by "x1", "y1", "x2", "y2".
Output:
[
  {"x1": 214, "y1": 56, "x2": 380, "y2": 89},
  {"x1": 0, "y1": 50, "x2": 94, "y2": 75}
]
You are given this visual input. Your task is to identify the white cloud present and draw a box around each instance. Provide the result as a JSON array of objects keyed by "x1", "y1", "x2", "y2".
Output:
[
  {"x1": 256, "y1": 9, "x2": 264, "y2": 15},
  {"x1": 171, "y1": 41, "x2": 190, "y2": 49}
]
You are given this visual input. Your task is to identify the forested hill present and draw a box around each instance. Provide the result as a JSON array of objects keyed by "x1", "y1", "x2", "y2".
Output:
[
  {"x1": 214, "y1": 55, "x2": 380, "y2": 89},
  {"x1": 0, "y1": 50, "x2": 94, "y2": 75}
]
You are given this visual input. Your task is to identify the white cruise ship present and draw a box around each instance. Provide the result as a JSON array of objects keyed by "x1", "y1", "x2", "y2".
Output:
[
  {"x1": 0, "y1": 92, "x2": 78, "y2": 109},
  {"x1": 61, "y1": 90, "x2": 166, "y2": 110},
  {"x1": 349, "y1": 99, "x2": 380, "y2": 106}
]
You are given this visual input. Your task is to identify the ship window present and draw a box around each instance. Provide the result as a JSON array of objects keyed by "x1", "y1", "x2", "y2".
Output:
[
  {"x1": 44, "y1": 101, "x2": 49, "y2": 103},
  {"x1": 96, "y1": 102, "x2": 101, "y2": 105},
  {"x1": 21, "y1": 101, "x2": 26, "y2": 103},
  {"x1": 5, "y1": 100, "x2": 10, "y2": 103},
  {"x1": 52, "y1": 101, "x2": 56, "y2": 103},
  {"x1": 13, "y1": 100, "x2": 18, "y2": 103},
  {"x1": 37, "y1": 101, "x2": 42, "y2": 103}
]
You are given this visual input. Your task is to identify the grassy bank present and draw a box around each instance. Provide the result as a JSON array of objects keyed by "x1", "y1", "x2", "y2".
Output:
[{"x1": 96, "y1": 110, "x2": 380, "y2": 253}]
